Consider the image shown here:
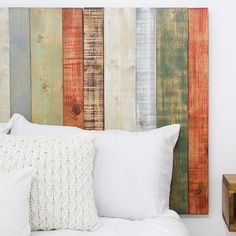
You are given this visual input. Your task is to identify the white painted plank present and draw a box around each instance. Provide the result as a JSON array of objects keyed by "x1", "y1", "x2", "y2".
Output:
[
  {"x1": 104, "y1": 8, "x2": 136, "y2": 131},
  {"x1": 136, "y1": 8, "x2": 156, "y2": 130},
  {"x1": 0, "y1": 8, "x2": 10, "y2": 122}
]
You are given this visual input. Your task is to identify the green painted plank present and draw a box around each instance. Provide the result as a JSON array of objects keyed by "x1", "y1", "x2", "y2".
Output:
[
  {"x1": 156, "y1": 8, "x2": 188, "y2": 213},
  {"x1": 0, "y1": 8, "x2": 10, "y2": 122},
  {"x1": 9, "y1": 8, "x2": 31, "y2": 120},
  {"x1": 30, "y1": 8, "x2": 63, "y2": 125}
]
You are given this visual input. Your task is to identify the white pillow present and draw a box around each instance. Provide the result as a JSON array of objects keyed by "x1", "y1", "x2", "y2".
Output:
[
  {"x1": 0, "y1": 122, "x2": 9, "y2": 134},
  {"x1": 10, "y1": 114, "x2": 83, "y2": 136},
  {"x1": 93, "y1": 127, "x2": 179, "y2": 219},
  {"x1": 9, "y1": 114, "x2": 180, "y2": 219},
  {"x1": 0, "y1": 168, "x2": 33, "y2": 236},
  {"x1": 0, "y1": 134, "x2": 99, "y2": 231}
]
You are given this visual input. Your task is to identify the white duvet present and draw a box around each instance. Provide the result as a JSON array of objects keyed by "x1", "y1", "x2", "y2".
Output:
[{"x1": 31, "y1": 215, "x2": 189, "y2": 236}]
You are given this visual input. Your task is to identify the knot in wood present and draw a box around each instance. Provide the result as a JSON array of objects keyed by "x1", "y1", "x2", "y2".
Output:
[{"x1": 71, "y1": 103, "x2": 81, "y2": 116}]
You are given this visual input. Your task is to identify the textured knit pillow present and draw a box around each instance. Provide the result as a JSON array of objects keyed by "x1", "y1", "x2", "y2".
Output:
[{"x1": 0, "y1": 134, "x2": 99, "y2": 231}]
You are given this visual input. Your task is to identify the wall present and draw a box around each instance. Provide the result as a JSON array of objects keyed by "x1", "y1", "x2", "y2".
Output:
[{"x1": 1, "y1": 0, "x2": 236, "y2": 235}]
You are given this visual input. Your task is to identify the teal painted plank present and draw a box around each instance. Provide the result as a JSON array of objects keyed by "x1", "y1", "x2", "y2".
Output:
[
  {"x1": 156, "y1": 8, "x2": 188, "y2": 213},
  {"x1": 9, "y1": 8, "x2": 31, "y2": 120}
]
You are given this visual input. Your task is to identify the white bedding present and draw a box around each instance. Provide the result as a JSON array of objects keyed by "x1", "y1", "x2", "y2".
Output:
[{"x1": 31, "y1": 216, "x2": 189, "y2": 236}]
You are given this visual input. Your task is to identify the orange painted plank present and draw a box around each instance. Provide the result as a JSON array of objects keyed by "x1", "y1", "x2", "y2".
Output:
[
  {"x1": 63, "y1": 8, "x2": 84, "y2": 128},
  {"x1": 84, "y1": 8, "x2": 104, "y2": 130},
  {"x1": 188, "y1": 8, "x2": 209, "y2": 214}
]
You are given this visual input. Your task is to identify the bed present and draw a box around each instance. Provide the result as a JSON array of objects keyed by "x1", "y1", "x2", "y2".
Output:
[{"x1": 31, "y1": 216, "x2": 189, "y2": 236}]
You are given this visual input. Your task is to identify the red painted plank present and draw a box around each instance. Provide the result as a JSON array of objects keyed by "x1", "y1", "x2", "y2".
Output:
[
  {"x1": 63, "y1": 8, "x2": 84, "y2": 128},
  {"x1": 188, "y1": 8, "x2": 209, "y2": 214}
]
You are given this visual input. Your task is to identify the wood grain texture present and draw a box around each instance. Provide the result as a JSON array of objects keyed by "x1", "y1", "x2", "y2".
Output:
[
  {"x1": 0, "y1": 9, "x2": 10, "y2": 122},
  {"x1": 156, "y1": 8, "x2": 188, "y2": 213},
  {"x1": 136, "y1": 8, "x2": 156, "y2": 131},
  {"x1": 63, "y1": 8, "x2": 84, "y2": 128},
  {"x1": 188, "y1": 8, "x2": 208, "y2": 214},
  {"x1": 104, "y1": 8, "x2": 136, "y2": 131},
  {"x1": 30, "y1": 8, "x2": 63, "y2": 125},
  {"x1": 84, "y1": 8, "x2": 104, "y2": 130},
  {"x1": 9, "y1": 8, "x2": 31, "y2": 120}
]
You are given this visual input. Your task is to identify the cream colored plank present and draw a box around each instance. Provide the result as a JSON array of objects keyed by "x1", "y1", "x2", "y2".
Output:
[
  {"x1": 104, "y1": 8, "x2": 136, "y2": 131},
  {"x1": 0, "y1": 9, "x2": 10, "y2": 122}
]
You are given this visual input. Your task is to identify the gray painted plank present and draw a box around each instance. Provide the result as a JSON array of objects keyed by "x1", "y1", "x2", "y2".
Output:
[
  {"x1": 104, "y1": 8, "x2": 136, "y2": 131},
  {"x1": 0, "y1": 8, "x2": 10, "y2": 122},
  {"x1": 136, "y1": 8, "x2": 156, "y2": 131},
  {"x1": 9, "y1": 8, "x2": 31, "y2": 120}
]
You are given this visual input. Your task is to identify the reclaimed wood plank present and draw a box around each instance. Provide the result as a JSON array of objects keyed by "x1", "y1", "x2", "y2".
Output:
[
  {"x1": 0, "y1": 9, "x2": 10, "y2": 122},
  {"x1": 136, "y1": 8, "x2": 156, "y2": 131},
  {"x1": 9, "y1": 8, "x2": 31, "y2": 120},
  {"x1": 156, "y1": 8, "x2": 188, "y2": 213},
  {"x1": 30, "y1": 8, "x2": 63, "y2": 125},
  {"x1": 63, "y1": 8, "x2": 84, "y2": 128},
  {"x1": 104, "y1": 8, "x2": 136, "y2": 131},
  {"x1": 188, "y1": 8, "x2": 209, "y2": 214},
  {"x1": 84, "y1": 8, "x2": 104, "y2": 130}
]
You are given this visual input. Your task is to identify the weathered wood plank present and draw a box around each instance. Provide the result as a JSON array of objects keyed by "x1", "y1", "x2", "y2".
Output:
[
  {"x1": 84, "y1": 8, "x2": 104, "y2": 130},
  {"x1": 156, "y1": 8, "x2": 188, "y2": 213},
  {"x1": 0, "y1": 9, "x2": 10, "y2": 122},
  {"x1": 63, "y1": 8, "x2": 84, "y2": 128},
  {"x1": 136, "y1": 8, "x2": 156, "y2": 131},
  {"x1": 104, "y1": 8, "x2": 136, "y2": 131},
  {"x1": 188, "y1": 8, "x2": 208, "y2": 214},
  {"x1": 30, "y1": 8, "x2": 63, "y2": 125},
  {"x1": 9, "y1": 8, "x2": 31, "y2": 120}
]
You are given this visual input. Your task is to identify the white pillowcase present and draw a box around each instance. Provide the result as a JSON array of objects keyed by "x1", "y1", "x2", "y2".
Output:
[
  {"x1": 0, "y1": 168, "x2": 33, "y2": 236},
  {"x1": 10, "y1": 114, "x2": 83, "y2": 136},
  {"x1": 93, "y1": 127, "x2": 180, "y2": 219},
  {"x1": 0, "y1": 122, "x2": 9, "y2": 134},
  {"x1": 9, "y1": 114, "x2": 180, "y2": 220},
  {"x1": 0, "y1": 134, "x2": 99, "y2": 231}
]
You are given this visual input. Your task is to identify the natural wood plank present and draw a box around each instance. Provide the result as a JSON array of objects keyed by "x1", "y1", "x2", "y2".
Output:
[
  {"x1": 136, "y1": 8, "x2": 156, "y2": 131},
  {"x1": 63, "y1": 8, "x2": 84, "y2": 128},
  {"x1": 156, "y1": 8, "x2": 188, "y2": 213},
  {"x1": 84, "y1": 8, "x2": 104, "y2": 130},
  {"x1": 9, "y1": 8, "x2": 31, "y2": 120},
  {"x1": 104, "y1": 8, "x2": 136, "y2": 131},
  {"x1": 0, "y1": 9, "x2": 10, "y2": 122},
  {"x1": 188, "y1": 8, "x2": 208, "y2": 214},
  {"x1": 30, "y1": 8, "x2": 63, "y2": 125}
]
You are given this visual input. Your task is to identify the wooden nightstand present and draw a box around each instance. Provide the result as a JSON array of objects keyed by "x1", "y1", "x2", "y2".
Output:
[{"x1": 223, "y1": 174, "x2": 236, "y2": 231}]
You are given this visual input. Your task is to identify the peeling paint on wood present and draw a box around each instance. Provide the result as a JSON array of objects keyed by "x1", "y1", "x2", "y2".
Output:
[{"x1": 156, "y1": 8, "x2": 189, "y2": 213}]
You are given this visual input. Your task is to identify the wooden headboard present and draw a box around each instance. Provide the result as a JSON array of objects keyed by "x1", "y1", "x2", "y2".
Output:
[{"x1": 0, "y1": 7, "x2": 208, "y2": 214}]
